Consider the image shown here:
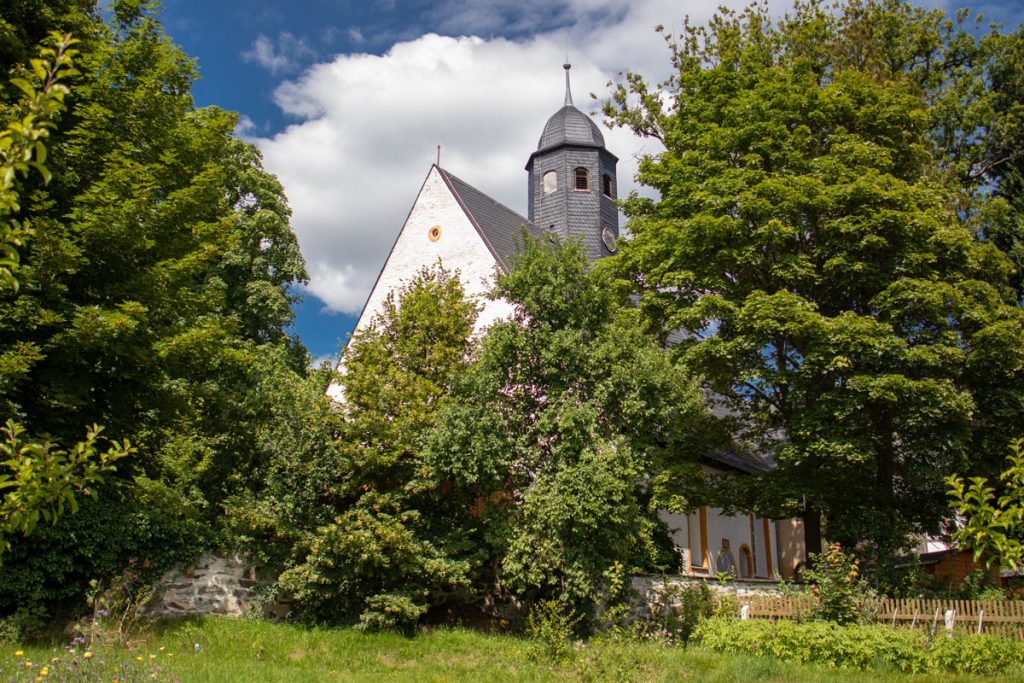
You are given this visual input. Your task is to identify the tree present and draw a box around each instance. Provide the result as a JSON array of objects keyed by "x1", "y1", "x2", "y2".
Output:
[
  {"x1": 425, "y1": 238, "x2": 707, "y2": 622},
  {"x1": 0, "y1": 1, "x2": 310, "y2": 612},
  {"x1": 276, "y1": 263, "x2": 479, "y2": 630},
  {"x1": 0, "y1": 33, "x2": 132, "y2": 561},
  {"x1": 948, "y1": 438, "x2": 1024, "y2": 571},
  {"x1": 603, "y1": 0, "x2": 1024, "y2": 580}
]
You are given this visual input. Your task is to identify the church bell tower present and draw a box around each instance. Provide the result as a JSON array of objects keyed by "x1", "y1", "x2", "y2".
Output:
[{"x1": 526, "y1": 64, "x2": 619, "y2": 261}]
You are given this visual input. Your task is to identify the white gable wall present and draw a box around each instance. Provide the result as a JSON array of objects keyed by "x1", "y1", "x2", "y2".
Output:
[{"x1": 327, "y1": 166, "x2": 515, "y2": 401}]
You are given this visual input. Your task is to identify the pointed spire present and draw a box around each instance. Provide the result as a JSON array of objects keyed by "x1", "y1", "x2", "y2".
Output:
[{"x1": 563, "y1": 63, "x2": 573, "y2": 107}]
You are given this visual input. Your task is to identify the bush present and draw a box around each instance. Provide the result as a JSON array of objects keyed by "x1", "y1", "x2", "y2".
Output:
[
  {"x1": 802, "y1": 543, "x2": 870, "y2": 624},
  {"x1": 357, "y1": 593, "x2": 428, "y2": 634},
  {"x1": 929, "y1": 632, "x2": 1024, "y2": 676},
  {"x1": 693, "y1": 618, "x2": 929, "y2": 673},
  {"x1": 526, "y1": 598, "x2": 580, "y2": 660},
  {"x1": 694, "y1": 617, "x2": 1024, "y2": 676}
]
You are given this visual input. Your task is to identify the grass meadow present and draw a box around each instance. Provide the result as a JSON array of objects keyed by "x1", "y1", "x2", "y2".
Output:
[{"x1": 6, "y1": 616, "x2": 1024, "y2": 682}]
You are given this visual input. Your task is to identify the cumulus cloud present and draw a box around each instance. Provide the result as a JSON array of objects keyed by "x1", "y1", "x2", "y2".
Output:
[
  {"x1": 242, "y1": 32, "x2": 317, "y2": 75},
  {"x1": 253, "y1": 1, "x2": 780, "y2": 315}
]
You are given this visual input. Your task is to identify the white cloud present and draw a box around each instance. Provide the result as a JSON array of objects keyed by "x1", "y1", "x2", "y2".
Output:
[
  {"x1": 234, "y1": 114, "x2": 258, "y2": 139},
  {"x1": 254, "y1": 1, "x2": 781, "y2": 315},
  {"x1": 242, "y1": 32, "x2": 317, "y2": 75}
]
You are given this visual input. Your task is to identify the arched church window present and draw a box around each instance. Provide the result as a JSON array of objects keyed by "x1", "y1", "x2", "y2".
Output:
[
  {"x1": 543, "y1": 170, "x2": 557, "y2": 194},
  {"x1": 574, "y1": 167, "x2": 588, "y2": 191},
  {"x1": 603, "y1": 174, "x2": 613, "y2": 197}
]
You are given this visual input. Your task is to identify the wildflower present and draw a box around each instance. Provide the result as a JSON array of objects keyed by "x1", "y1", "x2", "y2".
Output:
[
  {"x1": 84, "y1": 652, "x2": 93, "y2": 659},
  {"x1": 149, "y1": 654, "x2": 156, "y2": 659},
  {"x1": 41, "y1": 667, "x2": 48, "y2": 676},
  {"x1": 135, "y1": 656, "x2": 143, "y2": 661},
  {"x1": 14, "y1": 651, "x2": 23, "y2": 657},
  {"x1": 158, "y1": 647, "x2": 165, "y2": 652}
]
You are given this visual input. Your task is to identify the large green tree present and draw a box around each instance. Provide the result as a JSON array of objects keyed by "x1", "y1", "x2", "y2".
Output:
[
  {"x1": 273, "y1": 263, "x2": 480, "y2": 631},
  {"x1": 0, "y1": 0, "x2": 309, "y2": 612},
  {"x1": 603, "y1": 0, "x2": 1024, "y2": 579},
  {"x1": 425, "y1": 239, "x2": 707, "y2": 621}
]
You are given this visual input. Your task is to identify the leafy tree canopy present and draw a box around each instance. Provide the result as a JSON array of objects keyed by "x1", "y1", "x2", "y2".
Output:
[
  {"x1": 0, "y1": 0, "x2": 310, "y2": 612},
  {"x1": 275, "y1": 263, "x2": 480, "y2": 630},
  {"x1": 603, "y1": 0, "x2": 1024, "y2": 580},
  {"x1": 425, "y1": 238, "x2": 708, "y2": 620}
]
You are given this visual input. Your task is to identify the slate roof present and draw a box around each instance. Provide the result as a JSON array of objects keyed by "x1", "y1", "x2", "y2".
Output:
[
  {"x1": 536, "y1": 105, "x2": 605, "y2": 153},
  {"x1": 437, "y1": 166, "x2": 545, "y2": 271}
]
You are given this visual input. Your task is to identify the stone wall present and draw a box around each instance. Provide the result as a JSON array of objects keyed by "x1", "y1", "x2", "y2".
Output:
[
  {"x1": 152, "y1": 552, "x2": 274, "y2": 618},
  {"x1": 630, "y1": 574, "x2": 783, "y2": 620}
]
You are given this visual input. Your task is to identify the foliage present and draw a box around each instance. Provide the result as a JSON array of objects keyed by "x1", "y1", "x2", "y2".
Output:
[
  {"x1": 947, "y1": 438, "x2": 1024, "y2": 571},
  {"x1": 928, "y1": 632, "x2": 1024, "y2": 676},
  {"x1": 425, "y1": 238, "x2": 707, "y2": 622},
  {"x1": 802, "y1": 543, "x2": 870, "y2": 625},
  {"x1": 695, "y1": 617, "x2": 928, "y2": 673},
  {"x1": 277, "y1": 264, "x2": 478, "y2": 629},
  {"x1": 526, "y1": 598, "x2": 580, "y2": 660},
  {"x1": 0, "y1": 34, "x2": 138, "y2": 569},
  {"x1": 0, "y1": 0, "x2": 310, "y2": 614},
  {"x1": 602, "y1": 0, "x2": 1024, "y2": 579},
  {"x1": 0, "y1": 31, "x2": 76, "y2": 291},
  {"x1": 0, "y1": 420, "x2": 130, "y2": 557},
  {"x1": 695, "y1": 616, "x2": 1024, "y2": 676}
]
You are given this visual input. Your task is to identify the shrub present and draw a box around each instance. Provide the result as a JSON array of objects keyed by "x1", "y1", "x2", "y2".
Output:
[
  {"x1": 929, "y1": 632, "x2": 1024, "y2": 676},
  {"x1": 693, "y1": 617, "x2": 930, "y2": 673},
  {"x1": 694, "y1": 617, "x2": 1024, "y2": 676},
  {"x1": 357, "y1": 593, "x2": 428, "y2": 634},
  {"x1": 526, "y1": 598, "x2": 580, "y2": 660},
  {"x1": 802, "y1": 543, "x2": 870, "y2": 624}
]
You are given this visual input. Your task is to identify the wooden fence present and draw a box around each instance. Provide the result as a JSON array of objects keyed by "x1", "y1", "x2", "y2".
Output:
[{"x1": 741, "y1": 596, "x2": 1024, "y2": 640}]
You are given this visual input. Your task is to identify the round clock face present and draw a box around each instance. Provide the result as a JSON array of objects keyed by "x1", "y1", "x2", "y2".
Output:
[{"x1": 601, "y1": 227, "x2": 617, "y2": 253}]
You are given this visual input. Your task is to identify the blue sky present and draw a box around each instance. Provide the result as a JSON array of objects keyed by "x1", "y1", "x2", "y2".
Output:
[{"x1": 151, "y1": 0, "x2": 1024, "y2": 363}]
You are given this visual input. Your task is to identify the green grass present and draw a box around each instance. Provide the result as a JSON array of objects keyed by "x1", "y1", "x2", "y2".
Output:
[{"x1": 7, "y1": 617, "x2": 1024, "y2": 682}]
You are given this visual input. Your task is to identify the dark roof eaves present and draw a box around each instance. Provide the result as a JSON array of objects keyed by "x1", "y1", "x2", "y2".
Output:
[{"x1": 526, "y1": 143, "x2": 620, "y2": 168}]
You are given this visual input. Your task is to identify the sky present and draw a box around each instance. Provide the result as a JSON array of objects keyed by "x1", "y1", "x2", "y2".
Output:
[{"x1": 151, "y1": 0, "x2": 1024, "y2": 363}]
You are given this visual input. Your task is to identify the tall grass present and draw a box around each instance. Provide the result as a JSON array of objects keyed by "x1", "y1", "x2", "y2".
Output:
[{"x1": 7, "y1": 617, "x2": 1023, "y2": 682}]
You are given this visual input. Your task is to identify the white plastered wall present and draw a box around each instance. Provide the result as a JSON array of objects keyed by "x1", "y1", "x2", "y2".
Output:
[{"x1": 327, "y1": 166, "x2": 514, "y2": 401}]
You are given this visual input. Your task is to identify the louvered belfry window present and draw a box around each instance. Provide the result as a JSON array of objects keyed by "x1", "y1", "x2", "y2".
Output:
[{"x1": 574, "y1": 167, "x2": 588, "y2": 190}]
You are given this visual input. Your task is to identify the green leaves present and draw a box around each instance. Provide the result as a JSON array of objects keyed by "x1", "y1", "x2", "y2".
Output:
[
  {"x1": 0, "y1": 419, "x2": 132, "y2": 559},
  {"x1": 948, "y1": 438, "x2": 1024, "y2": 571},
  {"x1": 603, "y1": 0, "x2": 1024, "y2": 581},
  {"x1": 427, "y1": 239, "x2": 707, "y2": 617}
]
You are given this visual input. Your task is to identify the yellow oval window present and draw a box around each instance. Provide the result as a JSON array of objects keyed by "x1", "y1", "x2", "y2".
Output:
[{"x1": 428, "y1": 225, "x2": 442, "y2": 241}]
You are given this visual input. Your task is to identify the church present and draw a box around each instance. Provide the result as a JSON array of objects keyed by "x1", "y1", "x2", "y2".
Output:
[{"x1": 330, "y1": 64, "x2": 806, "y2": 582}]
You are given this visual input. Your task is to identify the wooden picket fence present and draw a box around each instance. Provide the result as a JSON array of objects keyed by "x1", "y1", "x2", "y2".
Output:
[{"x1": 741, "y1": 595, "x2": 1024, "y2": 640}]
